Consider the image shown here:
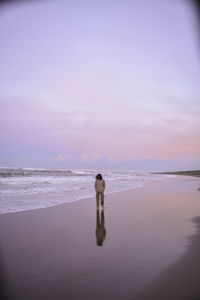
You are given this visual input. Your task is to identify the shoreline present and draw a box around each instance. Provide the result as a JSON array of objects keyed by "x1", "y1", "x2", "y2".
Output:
[
  {"x1": 0, "y1": 173, "x2": 171, "y2": 216},
  {"x1": 0, "y1": 176, "x2": 200, "y2": 299}
]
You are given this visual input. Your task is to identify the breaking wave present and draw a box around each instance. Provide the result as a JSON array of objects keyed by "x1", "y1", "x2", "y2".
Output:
[{"x1": 0, "y1": 168, "x2": 90, "y2": 178}]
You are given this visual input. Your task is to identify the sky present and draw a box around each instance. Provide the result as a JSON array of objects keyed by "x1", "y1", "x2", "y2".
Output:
[{"x1": 0, "y1": 0, "x2": 200, "y2": 171}]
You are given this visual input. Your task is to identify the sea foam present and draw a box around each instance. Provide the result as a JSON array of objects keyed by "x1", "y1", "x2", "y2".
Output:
[{"x1": 0, "y1": 167, "x2": 169, "y2": 214}]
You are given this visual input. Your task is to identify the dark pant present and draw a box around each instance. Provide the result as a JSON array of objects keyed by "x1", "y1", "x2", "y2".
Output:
[{"x1": 96, "y1": 192, "x2": 104, "y2": 208}]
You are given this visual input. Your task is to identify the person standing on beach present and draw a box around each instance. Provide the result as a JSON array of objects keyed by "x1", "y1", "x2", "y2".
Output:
[{"x1": 95, "y1": 173, "x2": 106, "y2": 209}]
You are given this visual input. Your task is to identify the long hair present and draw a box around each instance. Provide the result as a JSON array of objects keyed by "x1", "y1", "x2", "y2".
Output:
[{"x1": 96, "y1": 173, "x2": 102, "y2": 180}]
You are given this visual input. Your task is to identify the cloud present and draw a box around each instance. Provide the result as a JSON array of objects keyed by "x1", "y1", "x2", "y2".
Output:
[
  {"x1": 0, "y1": 0, "x2": 199, "y2": 170},
  {"x1": 1, "y1": 93, "x2": 200, "y2": 164},
  {"x1": 56, "y1": 154, "x2": 75, "y2": 161},
  {"x1": 52, "y1": 152, "x2": 102, "y2": 163}
]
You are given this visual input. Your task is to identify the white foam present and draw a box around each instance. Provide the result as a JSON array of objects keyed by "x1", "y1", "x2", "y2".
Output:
[{"x1": 0, "y1": 168, "x2": 168, "y2": 214}]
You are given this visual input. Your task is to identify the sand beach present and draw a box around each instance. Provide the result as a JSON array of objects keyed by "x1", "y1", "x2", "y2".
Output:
[
  {"x1": 0, "y1": 175, "x2": 200, "y2": 300},
  {"x1": 1, "y1": 0, "x2": 200, "y2": 298}
]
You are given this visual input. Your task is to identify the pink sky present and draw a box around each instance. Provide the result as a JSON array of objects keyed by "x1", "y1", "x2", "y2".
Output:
[{"x1": 0, "y1": 0, "x2": 200, "y2": 170}]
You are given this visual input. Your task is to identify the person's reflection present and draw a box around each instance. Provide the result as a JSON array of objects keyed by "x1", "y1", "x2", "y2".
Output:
[{"x1": 95, "y1": 209, "x2": 107, "y2": 247}]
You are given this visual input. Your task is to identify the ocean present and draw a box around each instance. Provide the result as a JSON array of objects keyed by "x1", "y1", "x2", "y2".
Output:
[{"x1": 0, "y1": 167, "x2": 170, "y2": 214}]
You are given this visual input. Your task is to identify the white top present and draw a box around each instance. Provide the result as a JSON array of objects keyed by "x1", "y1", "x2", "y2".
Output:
[{"x1": 95, "y1": 179, "x2": 106, "y2": 192}]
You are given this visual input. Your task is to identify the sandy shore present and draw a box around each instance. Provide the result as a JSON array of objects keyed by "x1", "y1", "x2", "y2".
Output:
[{"x1": 0, "y1": 176, "x2": 200, "y2": 300}]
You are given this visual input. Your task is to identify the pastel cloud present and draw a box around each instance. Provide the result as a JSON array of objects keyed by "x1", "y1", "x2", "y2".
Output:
[
  {"x1": 0, "y1": 0, "x2": 199, "y2": 170},
  {"x1": 54, "y1": 153, "x2": 101, "y2": 163}
]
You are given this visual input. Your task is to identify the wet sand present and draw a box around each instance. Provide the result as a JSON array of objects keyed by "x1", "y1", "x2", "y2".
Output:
[{"x1": 0, "y1": 176, "x2": 200, "y2": 300}]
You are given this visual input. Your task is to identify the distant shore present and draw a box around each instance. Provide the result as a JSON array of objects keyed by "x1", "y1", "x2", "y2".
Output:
[{"x1": 152, "y1": 170, "x2": 200, "y2": 178}]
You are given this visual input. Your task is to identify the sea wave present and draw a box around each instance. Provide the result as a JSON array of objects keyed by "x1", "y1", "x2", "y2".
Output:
[
  {"x1": 0, "y1": 167, "x2": 90, "y2": 178},
  {"x1": 0, "y1": 167, "x2": 169, "y2": 214}
]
